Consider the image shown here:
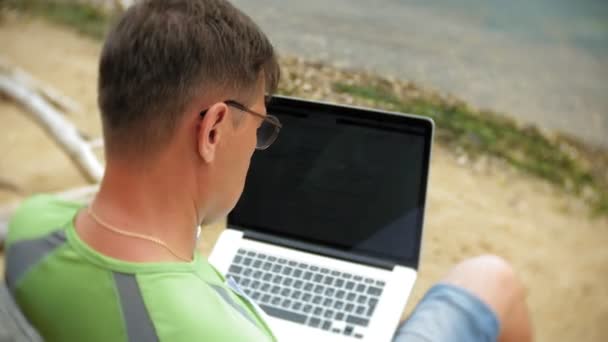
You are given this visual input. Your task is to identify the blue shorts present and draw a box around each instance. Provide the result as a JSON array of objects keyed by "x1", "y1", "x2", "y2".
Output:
[{"x1": 393, "y1": 283, "x2": 500, "y2": 342}]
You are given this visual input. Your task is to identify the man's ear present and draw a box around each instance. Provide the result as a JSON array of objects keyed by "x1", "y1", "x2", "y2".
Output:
[{"x1": 198, "y1": 102, "x2": 228, "y2": 163}]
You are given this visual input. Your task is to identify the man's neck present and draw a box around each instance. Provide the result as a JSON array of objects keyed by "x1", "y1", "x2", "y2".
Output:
[{"x1": 76, "y1": 156, "x2": 203, "y2": 263}]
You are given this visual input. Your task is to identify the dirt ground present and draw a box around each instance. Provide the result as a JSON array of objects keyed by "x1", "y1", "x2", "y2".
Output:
[{"x1": 1, "y1": 17, "x2": 607, "y2": 342}]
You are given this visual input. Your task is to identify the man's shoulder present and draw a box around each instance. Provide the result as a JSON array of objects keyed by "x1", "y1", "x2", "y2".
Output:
[{"x1": 6, "y1": 194, "x2": 81, "y2": 246}]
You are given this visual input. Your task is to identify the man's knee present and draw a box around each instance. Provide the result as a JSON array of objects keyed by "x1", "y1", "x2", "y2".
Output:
[{"x1": 441, "y1": 255, "x2": 526, "y2": 320}]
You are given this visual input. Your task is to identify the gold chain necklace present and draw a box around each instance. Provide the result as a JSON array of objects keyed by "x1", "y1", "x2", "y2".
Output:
[{"x1": 87, "y1": 206, "x2": 193, "y2": 262}]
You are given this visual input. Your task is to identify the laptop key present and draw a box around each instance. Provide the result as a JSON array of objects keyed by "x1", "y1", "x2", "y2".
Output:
[
  {"x1": 344, "y1": 325, "x2": 354, "y2": 336},
  {"x1": 281, "y1": 299, "x2": 291, "y2": 308},
  {"x1": 253, "y1": 260, "x2": 262, "y2": 268},
  {"x1": 313, "y1": 306, "x2": 323, "y2": 316},
  {"x1": 356, "y1": 305, "x2": 366, "y2": 315},
  {"x1": 237, "y1": 249, "x2": 246, "y2": 255},
  {"x1": 262, "y1": 262, "x2": 272, "y2": 271},
  {"x1": 271, "y1": 296, "x2": 281, "y2": 306},
  {"x1": 345, "y1": 303, "x2": 354, "y2": 313},
  {"x1": 303, "y1": 304, "x2": 313, "y2": 313},
  {"x1": 342, "y1": 273, "x2": 352, "y2": 279},
  {"x1": 261, "y1": 283, "x2": 270, "y2": 292},
  {"x1": 263, "y1": 273, "x2": 272, "y2": 282},
  {"x1": 288, "y1": 260, "x2": 297, "y2": 267},
  {"x1": 302, "y1": 293, "x2": 312, "y2": 302},
  {"x1": 273, "y1": 275, "x2": 283, "y2": 284},
  {"x1": 357, "y1": 295, "x2": 367, "y2": 304},
  {"x1": 354, "y1": 276, "x2": 362, "y2": 281},
  {"x1": 314, "y1": 285, "x2": 324, "y2": 294},
  {"x1": 303, "y1": 272, "x2": 313, "y2": 280},
  {"x1": 268, "y1": 256, "x2": 276, "y2": 262},
  {"x1": 282, "y1": 267, "x2": 293, "y2": 276},
  {"x1": 253, "y1": 271, "x2": 262, "y2": 279},
  {"x1": 323, "y1": 298, "x2": 333, "y2": 307},
  {"x1": 308, "y1": 317, "x2": 321, "y2": 328},
  {"x1": 334, "y1": 301, "x2": 344, "y2": 310},
  {"x1": 331, "y1": 270, "x2": 340, "y2": 276},
  {"x1": 367, "y1": 286, "x2": 383, "y2": 296},
  {"x1": 247, "y1": 251, "x2": 256, "y2": 257},
  {"x1": 335, "y1": 312, "x2": 345, "y2": 321},
  {"x1": 364, "y1": 278, "x2": 374, "y2": 284},
  {"x1": 320, "y1": 268, "x2": 329, "y2": 274},
  {"x1": 335, "y1": 279, "x2": 345, "y2": 288},
  {"x1": 346, "y1": 315, "x2": 369, "y2": 327},
  {"x1": 243, "y1": 258, "x2": 252, "y2": 266},
  {"x1": 312, "y1": 296, "x2": 323, "y2": 304},
  {"x1": 325, "y1": 288, "x2": 335, "y2": 297},
  {"x1": 260, "y1": 304, "x2": 307, "y2": 324},
  {"x1": 323, "y1": 309, "x2": 334, "y2": 319},
  {"x1": 229, "y1": 265, "x2": 243, "y2": 274},
  {"x1": 375, "y1": 280, "x2": 385, "y2": 287},
  {"x1": 336, "y1": 290, "x2": 346, "y2": 299},
  {"x1": 356, "y1": 284, "x2": 366, "y2": 293},
  {"x1": 298, "y1": 263, "x2": 308, "y2": 270},
  {"x1": 283, "y1": 278, "x2": 293, "y2": 287},
  {"x1": 323, "y1": 276, "x2": 334, "y2": 285},
  {"x1": 314, "y1": 274, "x2": 323, "y2": 282},
  {"x1": 281, "y1": 288, "x2": 291, "y2": 297},
  {"x1": 234, "y1": 255, "x2": 243, "y2": 264},
  {"x1": 292, "y1": 302, "x2": 302, "y2": 311},
  {"x1": 347, "y1": 292, "x2": 356, "y2": 301},
  {"x1": 322, "y1": 320, "x2": 332, "y2": 330},
  {"x1": 310, "y1": 266, "x2": 319, "y2": 272},
  {"x1": 278, "y1": 258, "x2": 287, "y2": 264},
  {"x1": 345, "y1": 281, "x2": 355, "y2": 290},
  {"x1": 303, "y1": 282, "x2": 313, "y2": 291},
  {"x1": 291, "y1": 290, "x2": 302, "y2": 300},
  {"x1": 261, "y1": 294, "x2": 270, "y2": 303},
  {"x1": 293, "y1": 269, "x2": 303, "y2": 278},
  {"x1": 294, "y1": 280, "x2": 303, "y2": 289}
]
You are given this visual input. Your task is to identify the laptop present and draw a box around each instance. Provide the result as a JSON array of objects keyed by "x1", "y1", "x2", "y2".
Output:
[{"x1": 209, "y1": 95, "x2": 434, "y2": 341}]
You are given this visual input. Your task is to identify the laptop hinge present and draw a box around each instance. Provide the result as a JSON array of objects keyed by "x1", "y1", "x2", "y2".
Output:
[{"x1": 242, "y1": 230, "x2": 396, "y2": 271}]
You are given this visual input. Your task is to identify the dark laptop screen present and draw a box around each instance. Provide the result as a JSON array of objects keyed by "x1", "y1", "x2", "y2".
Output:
[{"x1": 229, "y1": 98, "x2": 432, "y2": 268}]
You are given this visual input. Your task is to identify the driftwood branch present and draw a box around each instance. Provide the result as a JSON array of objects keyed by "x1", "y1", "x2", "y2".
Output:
[
  {"x1": 0, "y1": 69, "x2": 103, "y2": 183},
  {"x1": 0, "y1": 59, "x2": 81, "y2": 114}
]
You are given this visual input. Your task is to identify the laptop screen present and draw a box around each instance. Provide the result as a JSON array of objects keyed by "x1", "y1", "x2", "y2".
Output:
[{"x1": 229, "y1": 97, "x2": 432, "y2": 268}]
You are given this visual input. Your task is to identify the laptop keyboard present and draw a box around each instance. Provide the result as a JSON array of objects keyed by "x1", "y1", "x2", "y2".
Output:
[{"x1": 226, "y1": 248, "x2": 386, "y2": 339}]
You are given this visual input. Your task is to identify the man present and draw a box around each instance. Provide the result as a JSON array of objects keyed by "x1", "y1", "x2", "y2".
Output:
[{"x1": 5, "y1": 0, "x2": 532, "y2": 341}]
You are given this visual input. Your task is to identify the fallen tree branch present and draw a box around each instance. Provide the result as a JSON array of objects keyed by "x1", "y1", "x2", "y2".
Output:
[
  {"x1": 0, "y1": 58, "x2": 81, "y2": 114},
  {"x1": 0, "y1": 74, "x2": 103, "y2": 183}
]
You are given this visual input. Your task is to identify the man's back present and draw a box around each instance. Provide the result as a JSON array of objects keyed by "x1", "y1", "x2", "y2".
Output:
[{"x1": 4, "y1": 195, "x2": 274, "y2": 341}]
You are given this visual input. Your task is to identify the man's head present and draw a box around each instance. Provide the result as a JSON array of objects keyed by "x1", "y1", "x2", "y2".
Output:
[{"x1": 98, "y1": 0, "x2": 280, "y2": 223}]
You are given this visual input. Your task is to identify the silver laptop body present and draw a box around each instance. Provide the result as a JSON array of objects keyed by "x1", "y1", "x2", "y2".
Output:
[{"x1": 210, "y1": 96, "x2": 434, "y2": 342}]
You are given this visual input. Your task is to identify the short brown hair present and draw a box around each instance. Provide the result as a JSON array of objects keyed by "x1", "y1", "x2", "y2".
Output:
[{"x1": 98, "y1": 0, "x2": 280, "y2": 156}]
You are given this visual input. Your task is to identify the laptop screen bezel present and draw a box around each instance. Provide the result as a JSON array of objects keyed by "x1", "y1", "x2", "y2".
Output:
[{"x1": 228, "y1": 95, "x2": 434, "y2": 270}]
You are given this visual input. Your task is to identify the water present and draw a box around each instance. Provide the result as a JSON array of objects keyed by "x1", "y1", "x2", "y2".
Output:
[{"x1": 232, "y1": 0, "x2": 608, "y2": 147}]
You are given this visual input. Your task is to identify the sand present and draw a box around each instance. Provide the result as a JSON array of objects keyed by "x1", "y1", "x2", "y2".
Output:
[{"x1": 1, "y1": 16, "x2": 607, "y2": 342}]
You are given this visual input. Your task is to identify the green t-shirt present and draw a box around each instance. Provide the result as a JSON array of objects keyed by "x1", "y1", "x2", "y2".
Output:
[{"x1": 4, "y1": 195, "x2": 275, "y2": 341}]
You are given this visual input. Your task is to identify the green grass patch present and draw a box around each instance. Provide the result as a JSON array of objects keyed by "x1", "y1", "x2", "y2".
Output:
[
  {"x1": 5, "y1": 0, "x2": 113, "y2": 39},
  {"x1": 333, "y1": 82, "x2": 607, "y2": 216}
]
